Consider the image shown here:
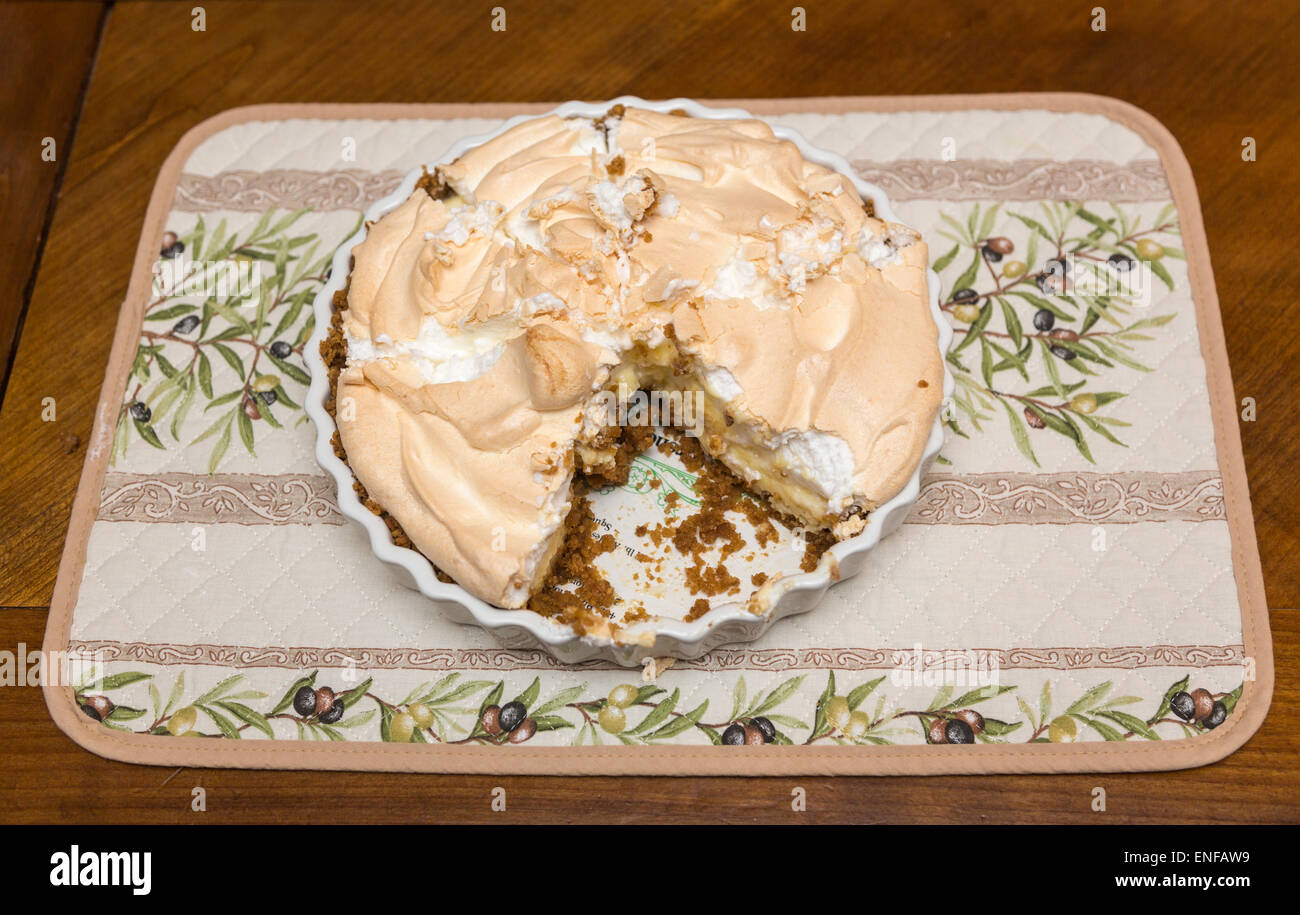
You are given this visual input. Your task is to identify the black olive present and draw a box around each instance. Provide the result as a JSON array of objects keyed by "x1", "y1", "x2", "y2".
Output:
[
  {"x1": 952, "y1": 288, "x2": 979, "y2": 304},
  {"x1": 1108, "y1": 253, "x2": 1135, "y2": 271},
  {"x1": 161, "y1": 241, "x2": 185, "y2": 259},
  {"x1": 269, "y1": 341, "x2": 292, "y2": 359},
  {"x1": 1169, "y1": 690, "x2": 1196, "y2": 721},
  {"x1": 944, "y1": 719, "x2": 975, "y2": 744},
  {"x1": 751, "y1": 716, "x2": 776, "y2": 743},
  {"x1": 1033, "y1": 308, "x2": 1056, "y2": 332},
  {"x1": 259, "y1": 390, "x2": 277, "y2": 406},
  {"x1": 80, "y1": 703, "x2": 102, "y2": 721},
  {"x1": 319, "y1": 699, "x2": 345, "y2": 724},
  {"x1": 1202, "y1": 701, "x2": 1228, "y2": 729},
  {"x1": 172, "y1": 315, "x2": 200, "y2": 335},
  {"x1": 292, "y1": 685, "x2": 317, "y2": 717},
  {"x1": 981, "y1": 244, "x2": 1003, "y2": 263},
  {"x1": 721, "y1": 723, "x2": 747, "y2": 745},
  {"x1": 129, "y1": 401, "x2": 152, "y2": 423},
  {"x1": 1050, "y1": 344, "x2": 1077, "y2": 361},
  {"x1": 499, "y1": 700, "x2": 527, "y2": 732}
]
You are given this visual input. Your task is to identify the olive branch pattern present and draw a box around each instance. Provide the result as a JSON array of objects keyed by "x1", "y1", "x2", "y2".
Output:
[
  {"x1": 935, "y1": 200, "x2": 1181, "y2": 466},
  {"x1": 112, "y1": 209, "x2": 358, "y2": 471},
  {"x1": 74, "y1": 667, "x2": 1242, "y2": 747}
]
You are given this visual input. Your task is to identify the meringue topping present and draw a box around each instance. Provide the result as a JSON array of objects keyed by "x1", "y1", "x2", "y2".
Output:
[{"x1": 334, "y1": 107, "x2": 943, "y2": 609}]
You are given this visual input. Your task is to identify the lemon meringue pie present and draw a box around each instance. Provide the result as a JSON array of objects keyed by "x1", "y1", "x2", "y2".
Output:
[{"x1": 323, "y1": 106, "x2": 942, "y2": 615}]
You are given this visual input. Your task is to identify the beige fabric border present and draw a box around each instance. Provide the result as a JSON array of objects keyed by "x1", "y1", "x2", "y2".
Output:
[{"x1": 44, "y1": 94, "x2": 1273, "y2": 775}]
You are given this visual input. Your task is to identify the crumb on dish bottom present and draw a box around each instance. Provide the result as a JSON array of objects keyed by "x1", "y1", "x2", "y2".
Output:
[{"x1": 525, "y1": 424, "x2": 838, "y2": 640}]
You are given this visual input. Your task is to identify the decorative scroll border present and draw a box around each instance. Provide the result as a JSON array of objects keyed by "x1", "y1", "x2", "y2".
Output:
[
  {"x1": 68, "y1": 639, "x2": 1246, "y2": 673},
  {"x1": 97, "y1": 473, "x2": 342, "y2": 526},
  {"x1": 911, "y1": 471, "x2": 1224, "y2": 524},
  {"x1": 175, "y1": 168, "x2": 405, "y2": 212},
  {"x1": 171, "y1": 158, "x2": 1171, "y2": 212},
  {"x1": 850, "y1": 158, "x2": 1170, "y2": 201},
  {"x1": 98, "y1": 470, "x2": 1225, "y2": 526}
]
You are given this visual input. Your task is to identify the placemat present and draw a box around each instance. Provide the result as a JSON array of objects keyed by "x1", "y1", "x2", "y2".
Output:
[{"x1": 43, "y1": 95, "x2": 1270, "y2": 774}]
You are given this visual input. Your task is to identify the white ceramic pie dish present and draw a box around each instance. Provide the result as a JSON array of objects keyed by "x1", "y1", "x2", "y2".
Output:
[{"x1": 304, "y1": 96, "x2": 953, "y2": 666}]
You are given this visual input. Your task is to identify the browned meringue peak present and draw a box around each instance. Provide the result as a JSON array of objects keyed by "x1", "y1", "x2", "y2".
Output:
[
  {"x1": 359, "y1": 322, "x2": 603, "y2": 448},
  {"x1": 336, "y1": 321, "x2": 606, "y2": 605},
  {"x1": 338, "y1": 106, "x2": 942, "y2": 608},
  {"x1": 345, "y1": 190, "x2": 447, "y2": 342}
]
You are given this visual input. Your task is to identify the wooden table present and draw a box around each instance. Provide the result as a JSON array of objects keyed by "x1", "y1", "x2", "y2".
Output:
[{"x1": 2, "y1": 0, "x2": 1297, "y2": 824}]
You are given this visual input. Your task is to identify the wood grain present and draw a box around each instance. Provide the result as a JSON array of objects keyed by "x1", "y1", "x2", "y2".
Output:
[
  {"x1": 0, "y1": 2, "x2": 102, "y2": 395},
  {"x1": 0, "y1": 0, "x2": 1297, "y2": 823}
]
